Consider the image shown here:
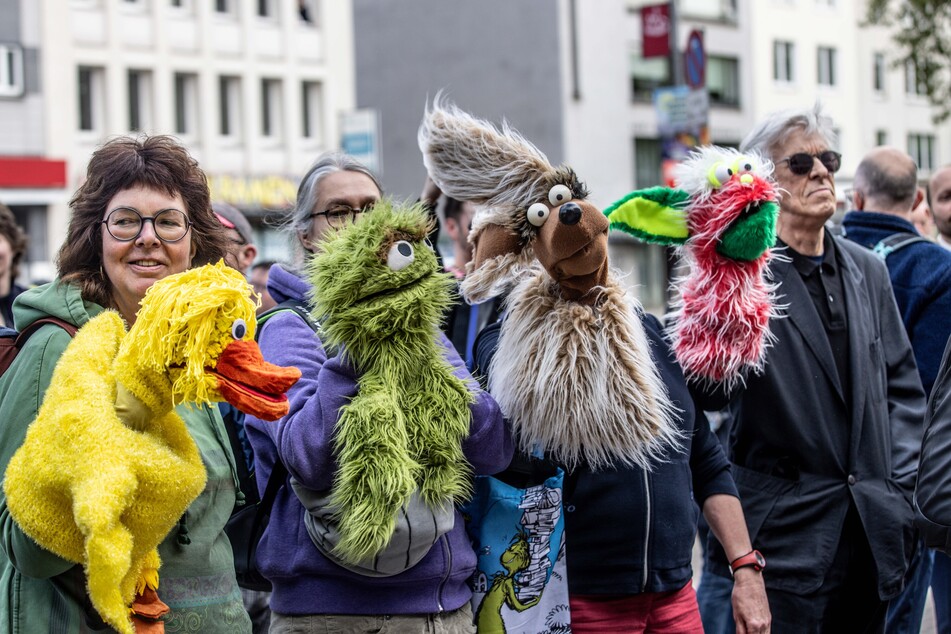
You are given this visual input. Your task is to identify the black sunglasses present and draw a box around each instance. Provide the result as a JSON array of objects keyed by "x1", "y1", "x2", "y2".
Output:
[{"x1": 778, "y1": 151, "x2": 842, "y2": 176}]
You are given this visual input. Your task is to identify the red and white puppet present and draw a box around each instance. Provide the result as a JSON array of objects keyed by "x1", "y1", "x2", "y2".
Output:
[{"x1": 605, "y1": 146, "x2": 780, "y2": 389}]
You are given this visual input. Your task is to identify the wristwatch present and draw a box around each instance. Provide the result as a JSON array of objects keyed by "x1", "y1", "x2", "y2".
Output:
[{"x1": 729, "y1": 549, "x2": 766, "y2": 577}]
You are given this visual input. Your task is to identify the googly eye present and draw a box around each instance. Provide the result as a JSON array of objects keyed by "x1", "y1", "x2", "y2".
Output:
[
  {"x1": 231, "y1": 318, "x2": 247, "y2": 340},
  {"x1": 548, "y1": 184, "x2": 572, "y2": 206},
  {"x1": 424, "y1": 238, "x2": 435, "y2": 252},
  {"x1": 527, "y1": 202, "x2": 551, "y2": 227},
  {"x1": 387, "y1": 240, "x2": 415, "y2": 271},
  {"x1": 708, "y1": 162, "x2": 734, "y2": 188},
  {"x1": 735, "y1": 156, "x2": 755, "y2": 173}
]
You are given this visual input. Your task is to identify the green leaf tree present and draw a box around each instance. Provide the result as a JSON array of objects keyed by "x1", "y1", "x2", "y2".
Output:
[{"x1": 866, "y1": 0, "x2": 951, "y2": 122}]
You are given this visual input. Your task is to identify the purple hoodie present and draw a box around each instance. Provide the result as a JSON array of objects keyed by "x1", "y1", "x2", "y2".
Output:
[{"x1": 244, "y1": 264, "x2": 512, "y2": 616}]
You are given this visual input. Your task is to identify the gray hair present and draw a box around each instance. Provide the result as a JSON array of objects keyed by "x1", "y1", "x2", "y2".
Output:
[
  {"x1": 286, "y1": 152, "x2": 382, "y2": 236},
  {"x1": 740, "y1": 102, "x2": 838, "y2": 160}
]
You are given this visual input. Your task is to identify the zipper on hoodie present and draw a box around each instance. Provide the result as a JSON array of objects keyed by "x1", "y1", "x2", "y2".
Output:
[
  {"x1": 436, "y1": 534, "x2": 451, "y2": 611},
  {"x1": 641, "y1": 469, "x2": 650, "y2": 592}
]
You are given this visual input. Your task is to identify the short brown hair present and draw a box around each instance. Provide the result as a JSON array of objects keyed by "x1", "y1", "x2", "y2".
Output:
[
  {"x1": 58, "y1": 135, "x2": 227, "y2": 308},
  {"x1": 0, "y1": 203, "x2": 27, "y2": 282}
]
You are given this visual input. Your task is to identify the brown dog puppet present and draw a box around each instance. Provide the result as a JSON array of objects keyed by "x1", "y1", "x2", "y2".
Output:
[{"x1": 418, "y1": 99, "x2": 679, "y2": 470}]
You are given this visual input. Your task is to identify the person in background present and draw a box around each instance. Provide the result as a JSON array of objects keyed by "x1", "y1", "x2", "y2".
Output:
[
  {"x1": 243, "y1": 152, "x2": 511, "y2": 633},
  {"x1": 0, "y1": 203, "x2": 28, "y2": 328},
  {"x1": 213, "y1": 201, "x2": 258, "y2": 275},
  {"x1": 250, "y1": 260, "x2": 278, "y2": 314},
  {"x1": 696, "y1": 105, "x2": 925, "y2": 634},
  {"x1": 841, "y1": 146, "x2": 951, "y2": 633},
  {"x1": 911, "y1": 186, "x2": 937, "y2": 239},
  {"x1": 0, "y1": 134, "x2": 250, "y2": 633},
  {"x1": 422, "y1": 176, "x2": 502, "y2": 367},
  {"x1": 213, "y1": 202, "x2": 271, "y2": 634},
  {"x1": 929, "y1": 165, "x2": 951, "y2": 251}
]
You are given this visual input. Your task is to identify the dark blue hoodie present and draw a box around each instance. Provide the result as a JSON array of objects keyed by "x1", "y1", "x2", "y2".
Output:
[{"x1": 842, "y1": 211, "x2": 951, "y2": 396}]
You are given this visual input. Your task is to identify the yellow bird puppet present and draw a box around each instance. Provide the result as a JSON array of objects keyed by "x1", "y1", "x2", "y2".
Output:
[{"x1": 3, "y1": 261, "x2": 301, "y2": 634}]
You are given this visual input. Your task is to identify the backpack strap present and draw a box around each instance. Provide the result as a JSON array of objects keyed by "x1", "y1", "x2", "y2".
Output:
[
  {"x1": 872, "y1": 233, "x2": 930, "y2": 260},
  {"x1": 256, "y1": 299, "x2": 321, "y2": 335},
  {"x1": 15, "y1": 317, "x2": 79, "y2": 346}
]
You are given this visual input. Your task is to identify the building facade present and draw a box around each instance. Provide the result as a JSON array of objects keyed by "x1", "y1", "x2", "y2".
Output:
[
  {"x1": 354, "y1": 0, "x2": 951, "y2": 313},
  {"x1": 11, "y1": 0, "x2": 358, "y2": 281}
]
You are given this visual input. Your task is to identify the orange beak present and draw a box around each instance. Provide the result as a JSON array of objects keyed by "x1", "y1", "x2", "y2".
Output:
[{"x1": 213, "y1": 339, "x2": 301, "y2": 421}]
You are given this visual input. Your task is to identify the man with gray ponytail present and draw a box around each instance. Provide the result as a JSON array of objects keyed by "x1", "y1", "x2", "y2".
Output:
[{"x1": 697, "y1": 104, "x2": 925, "y2": 633}]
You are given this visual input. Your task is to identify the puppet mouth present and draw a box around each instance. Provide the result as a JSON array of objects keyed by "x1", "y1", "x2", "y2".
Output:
[
  {"x1": 355, "y1": 274, "x2": 429, "y2": 305},
  {"x1": 212, "y1": 339, "x2": 301, "y2": 421},
  {"x1": 716, "y1": 200, "x2": 779, "y2": 262}
]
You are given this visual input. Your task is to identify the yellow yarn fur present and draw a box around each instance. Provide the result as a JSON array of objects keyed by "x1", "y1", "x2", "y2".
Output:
[{"x1": 3, "y1": 262, "x2": 260, "y2": 634}]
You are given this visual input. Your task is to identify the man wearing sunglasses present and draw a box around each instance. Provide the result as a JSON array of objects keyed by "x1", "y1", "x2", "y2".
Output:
[{"x1": 696, "y1": 105, "x2": 925, "y2": 633}]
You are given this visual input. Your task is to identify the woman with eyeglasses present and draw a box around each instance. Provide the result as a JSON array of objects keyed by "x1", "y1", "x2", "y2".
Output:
[
  {"x1": 0, "y1": 135, "x2": 253, "y2": 633},
  {"x1": 242, "y1": 152, "x2": 511, "y2": 634}
]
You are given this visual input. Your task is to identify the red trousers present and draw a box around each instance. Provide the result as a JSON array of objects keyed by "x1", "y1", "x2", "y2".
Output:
[{"x1": 569, "y1": 582, "x2": 704, "y2": 633}]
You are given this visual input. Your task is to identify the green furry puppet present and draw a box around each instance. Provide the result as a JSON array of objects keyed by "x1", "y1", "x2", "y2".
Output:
[{"x1": 307, "y1": 200, "x2": 474, "y2": 564}]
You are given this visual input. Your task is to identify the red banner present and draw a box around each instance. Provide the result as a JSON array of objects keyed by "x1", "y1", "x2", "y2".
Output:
[
  {"x1": 641, "y1": 3, "x2": 670, "y2": 59},
  {"x1": 0, "y1": 157, "x2": 67, "y2": 188}
]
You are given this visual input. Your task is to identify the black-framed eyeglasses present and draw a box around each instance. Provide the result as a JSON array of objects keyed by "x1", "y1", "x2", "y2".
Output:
[
  {"x1": 309, "y1": 204, "x2": 372, "y2": 229},
  {"x1": 777, "y1": 151, "x2": 842, "y2": 176},
  {"x1": 102, "y1": 207, "x2": 192, "y2": 243}
]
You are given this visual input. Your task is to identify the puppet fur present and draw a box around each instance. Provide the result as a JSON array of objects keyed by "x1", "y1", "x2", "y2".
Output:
[
  {"x1": 491, "y1": 267, "x2": 681, "y2": 471},
  {"x1": 669, "y1": 146, "x2": 779, "y2": 389},
  {"x1": 418, "y1": 96, "x2": 588, "y2": 302},
  {"x1": 308, "y1": 201, "x2": 475, "y2": 564},
  {"x1": 3, "y1": 262, "x2": 300, "y2": 634},
  {"x1": 419, "y1": 98, "x2": 679, "y2": 471}
]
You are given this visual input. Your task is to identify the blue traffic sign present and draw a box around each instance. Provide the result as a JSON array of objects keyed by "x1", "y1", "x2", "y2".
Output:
[{"x1": 685, "y1": 30, "x2": 705, "y2": 89}]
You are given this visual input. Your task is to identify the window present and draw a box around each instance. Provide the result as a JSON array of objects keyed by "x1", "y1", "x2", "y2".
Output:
[
  {"x1": 873, "y1": 53, "x2": 885, "y2": 92},
  {"x1": 634, "y1": 138, "x2": 662, "y2": 189},
  {"x1": 261, "y1": 78, "x2": 283, "y2": 139},
  {"x1": 817, "y1": 47, "x2": 836, "y2": 86},
  {"x1": 0, "y1": 44, "x2": 24, "y2": 97},
  {"x1": 875, "y1": 130, "x2": 887, "y2": 146},
  {"x1": 258, "y1": 0, "x2": 276, "y2": 18},
  {"x1": 78, "y1": 66, "x2": 105, "y2": 132},
  {"x1": 218, "y1": 75, "x2": 242, "y2": 140},
  {"x1": 905, "y1": 60, "x2": 926, "y2": 96},
  {"x1": 301, "y1": 80, "x2": 323, "y2": 141},
  {"x1": 773, "y1": 41, "x2": 795, "y2": 82},
  {"x1": 174, "y1": 72, "x2": 198, "y2": 136},
  {"x1": 215, "y1": 0, "x2": 233, "y2": 13},
  {"x1": 127, "y1": 69, "x2": 153, "y2": 132},
  {"x1": 679, "y1": 0, "x2": 737, "y2": 21},
  {"x1": 630, "y1": 50, "x2": 669, "y2": 101},
  {"x1": 707, "y1": 56, "x2": 739, "y2": 107},
  {"x1": 299, "y1": 0, "x2": 319, "y2": 24},
  {"x1": 908, "y1": 134, "x2": 935, "y2": 171}
]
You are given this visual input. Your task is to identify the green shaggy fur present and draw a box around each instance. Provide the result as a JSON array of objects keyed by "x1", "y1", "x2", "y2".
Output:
[{"x1": 307, "y1": 200, "x2": 474, "y2": 564}]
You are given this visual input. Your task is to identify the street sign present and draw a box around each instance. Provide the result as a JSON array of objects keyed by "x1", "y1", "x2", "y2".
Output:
[
  {"x1": 684, "y1": 30, "x2": 705, "y2": 89},
  {"x1": 340, "y1": 108, "x2": 381, "y2": 175}
]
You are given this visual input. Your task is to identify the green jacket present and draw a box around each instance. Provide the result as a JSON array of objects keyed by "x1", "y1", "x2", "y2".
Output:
[{"x1": 0, "y1": 281, "x2": 251, "y2": 633}]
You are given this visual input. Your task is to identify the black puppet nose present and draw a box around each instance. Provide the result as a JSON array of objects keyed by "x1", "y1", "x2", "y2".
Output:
[{"x1": 559, "y1": 202, "x2": 582, "y2": 225}]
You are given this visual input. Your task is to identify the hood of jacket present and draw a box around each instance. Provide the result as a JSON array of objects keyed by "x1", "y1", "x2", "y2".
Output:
[
  {"x1": 266, "y1": 263, "x2": 312, "y2": 306},
  {"x1": 13, "y1": 280, "x2": 105, "y2": 331}
]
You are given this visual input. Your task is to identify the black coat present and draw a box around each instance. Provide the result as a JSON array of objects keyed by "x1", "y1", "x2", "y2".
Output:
[
  {"x1": 705, "y1": 237, "x2": 926, "y2": 600},
  {"x1": 914, "y1": 335, "x2": 951, "y2": 551},
  {"x1": 476, "y1": 312, "x2": 738, "y2": 594}
]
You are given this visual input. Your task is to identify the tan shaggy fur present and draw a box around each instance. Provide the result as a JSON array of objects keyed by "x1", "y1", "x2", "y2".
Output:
[{"x1": 488, "y1": 267, "x2": 681, "y2": 471}]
